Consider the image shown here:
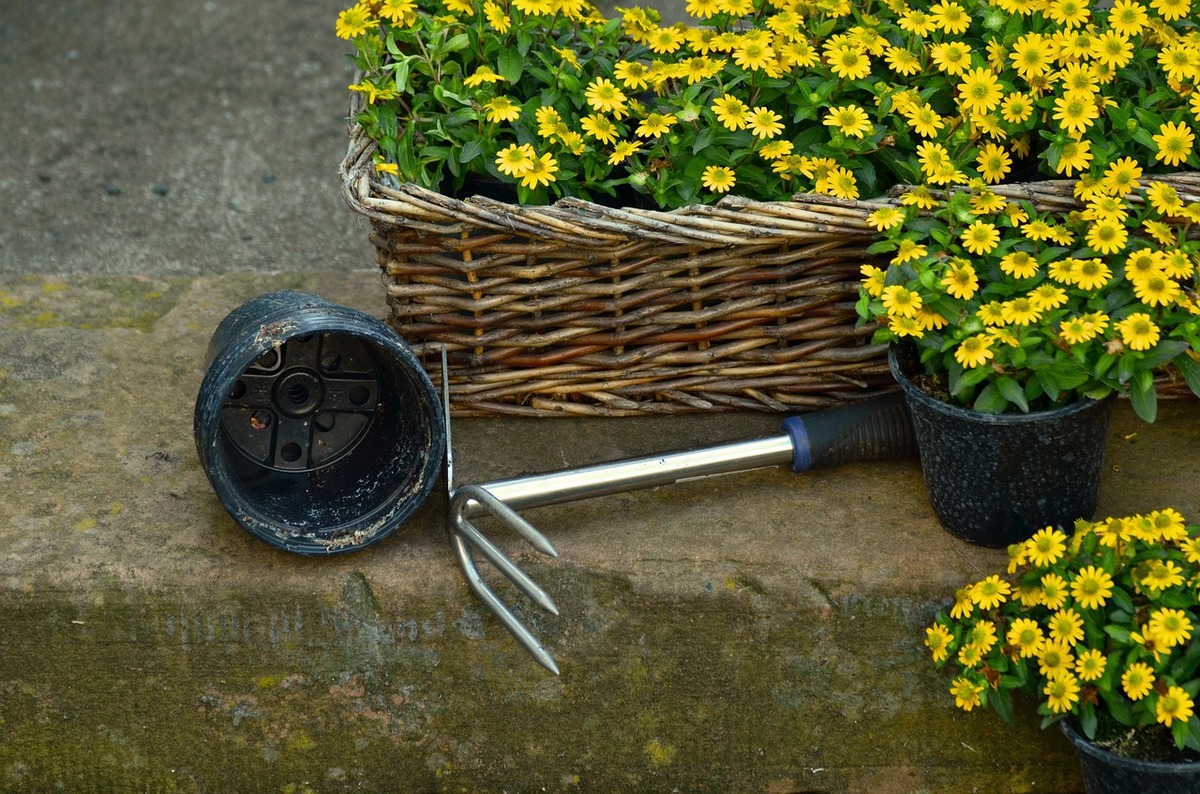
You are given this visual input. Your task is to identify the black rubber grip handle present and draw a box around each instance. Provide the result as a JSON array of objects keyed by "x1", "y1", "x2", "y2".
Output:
[{"x1": 781, "y1": 392, "x2": 917, "y2": 472}]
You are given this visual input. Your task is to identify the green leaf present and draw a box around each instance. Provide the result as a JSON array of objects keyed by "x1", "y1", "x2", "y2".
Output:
[
  {"x1": 973, "y1": 383, "x2": 1009, "y2": 414},
  {"x1": 1130, "y1": 368, "x2": 1157, "y2": 423},
  {"x1": 997, "y1": 376, "x2": 1029, "y2": 413},
  {"x1": 992, "y1": 686, "x2": 1014, "y2": 724},
  {"x1": 1080, "y1": 702, "x2": 1097, "y2": 739},
  {"x1": 458, "y1": 139, "x2": 484, "y2": 164},
  {"x1": 1136, "y1": 339, "x2": 1189, "y2": 371},
  {"x1": 1174, "y1": 353, "x2": 1200, "y2": 398},
  {"x1": 1175, "y1": 717, "x2": 1190, "y2": 750},
  {"x1": 1105, "y1": 624, "x2": 1132, "y2": 644},
  {"x1": 497, "y1": 48, "x2": 523, "y2": 84},
  {"x1": 1112, "y1": 587, "x2": 1134, "y2": 614}
]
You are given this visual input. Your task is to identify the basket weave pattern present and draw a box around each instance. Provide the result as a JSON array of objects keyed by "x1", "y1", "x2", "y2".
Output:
[{"x1": 341, "y1": 111, "x2": 1200, "y2": 416}]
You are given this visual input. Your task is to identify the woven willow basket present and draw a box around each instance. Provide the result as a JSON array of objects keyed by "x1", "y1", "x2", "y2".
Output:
[{"x1": 340, "y1": 107, "x2": 1200, "y2": 416}]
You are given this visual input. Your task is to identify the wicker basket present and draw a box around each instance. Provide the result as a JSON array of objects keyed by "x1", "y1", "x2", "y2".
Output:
[{"x1": 340, "y1": 105, "x2": 1200, "y2": 416}]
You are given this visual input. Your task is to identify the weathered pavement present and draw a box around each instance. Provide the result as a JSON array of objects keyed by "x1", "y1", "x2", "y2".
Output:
[{"x1": 3, "y1": 1, "x2": 1200, "y2": 791}]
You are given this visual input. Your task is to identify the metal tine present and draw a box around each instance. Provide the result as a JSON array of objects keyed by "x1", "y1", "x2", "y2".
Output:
[
  {"x1": 450, "y1": 529, "x2": 561, "y2": 675},
  {"x1": 453, "y1": 510, "x2": 560, "y2": 616},
  {"x1": 454, "y1": 484, "x2": 559, "y2": 558}
]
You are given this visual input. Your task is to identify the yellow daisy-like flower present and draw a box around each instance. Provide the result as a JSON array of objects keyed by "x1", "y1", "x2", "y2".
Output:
[
  {"x1": 904, "y1": 104, "x2": 946, "y2": 138},
  {"x1": 711, "y1": 94, "x2": 751, "y2": 131},
  {"x1": 824, "y1": 104, "x2": 872, "y2": 138},
  {"x1": 758, "y1": 140, "x2": 794, "y2": 161},
  {"x1": 1149, "y1": 607, "x2": 1194, "y2": 648},
  {"x1": 979, "y1": 300, "x2": 1008, "y2": 325},
  {"x1": 484, "y1": 96, "x2": 523, "y2": 123},
  {"x1": 733, "y1": 39, "x2": 776, "y2": 71},
  {"x1": 1060, "y1": 316, "x2": 1098, "y2": 345},
  {"x1": 1133, "y1": 273, "x2": 1183, "y2": 307},
  {"x1": 614, "y1": 60, "x2": 651, "y2": 91},
  {"x1": 1126, "y1": 248, "x2": 1164, "y2": 281},
  {"x1": 1038, "y1": 639, "x2": 1075, "y2": 681},
  {"x1": 826, "y1": 42, "x2": 872, "y2": 80},
  {"x1": 942, "y1": 261, "x2": 979, "y2": 299},
  {"x1": 999, "y1": 251, "x2": 1039, "y2": 280},
  {"x1": 917, "y1": 306, "x2": 949, "y2": 331},
  {"x1": 1151, "y1": 0, "x2": 1191, "y2": 21},
  {"x1": 580, "y1": 114, "x2": 620, "y2": 145},
  {"x1": 1160, "y1": 248, "x2": 1194, "y2": 278},
  {"x1": 1008, "y1": 618, "x2": 1046, "y2": 658},
  {"x1": 931, "y1": 0, "x2": 972, "y2": 34},
  {"x1": 1109, "y1": 0, "x2": 1149, "y2": 36},
  {"x1": 1002, "y1": 296, "x2": 1041, "y2": 326},
  {"x1": 584, "y1": 78, "x2": 628, "y2": 116},
  {"x1": 886, "y1": 46, "x2": 922, "y2": 76},
  {"x1": 1001, "y1": 92, "x2": 1034, "y2": 125},
  {"x1": 701, "y1": 165, "x2": 736, "y2": 194},
  {"x1": 607, "y1": 141, "x2": 640, "y2": 166},
  {"x1": 483, "y1": 0, "x2": 511, "y2": 32},
  {"x1": 1147, "y1": 181, "x2": 1184, "y2": 216},
  {"x1": 866, "y1": 207, "x2": 905, "y2": 231},
  {"x1": 1052, "y1": 92, "x2": 1100, "y2": 138},
  {"x1": 1040, "y1": 573, "x2": 1069, "y2": 610},
  {"x1": 636, "y1": 112, "x2": 676, "y2": 139},
  {"x1": 463, "y1": 66, "x2": 505, "y2": 88},
  {"x1": 1084, "y1": 219, "x2": 1128, "y2": 255},
  {"x1": 748, "y1": 108, "x2": 785, "y2": 140},
  {"x1": 926, "y1": 623, "x2": 955, "y2": 663},
  {"x1": 970, "y1": 190, "x2": 1007, "y2": 214},
  {"x1": 881, "y1": 285, "x2": 922, "y2": 317},
  {"x1": 893, "y1": 239, "x2": 928, "y2": 264},
  {"x1": 823, "y1": 166, "x2": 860, "y2": 201},
  {"x1": 1154, "y1": 121, "x2": 1196, "y2": 167},
  {"x1": 961, "y1": 221, "x2": 1000, "y2": 255},
  {"x1": 1070, "y1": 568, "x2": 1113, "y2": 611},
  {"x1": 495, "y1": 143, "x2": 536, "y2": 177},
  {"x1": 1094, "y1": 31, "x2": 1135, "y2": 70},
  {"x1": 373, "y1": 161, "x2": 399, "y2": 176},
  {"x1": 1117, "y1": 312, "x2": 1161, "y2": 351},
  {"x1": 1122, "y1": 662, "x2": 1156, "y2": 700},
  {"x1": 971, "y1": 574, "x2": 1011, "y2": 610},
  {"x1": 1075, "y1": 648, "x2": 1107, "y2": 681},
  {"x1": 1048, "y1": 608, "x2": 1085, "y2": 646},
  {"x1": 889, "y1": 314, "x2": 926, "y2": 338},
  {"x1": 930, "y1": 41, "x2": 973, "y2": 75},
  {"x1": 860, "y1": 264, "x2": 887, "y2": 298},
  {"x1": 1055, "y1": 139, "x2": 1093, "y2": 176},
  {"x1": 950, "y1": 676, "x2": 984, "y2": 711},
  {"x1": 1026, "y1": 527, "x2": 1067, "y2": 567},
  {"x1": 519, "y1": 152, "x2": 558, "y2": 190},
  {"x1": 900, "y1": 186, "x2": 939, "y2": 209},
  {"x1": 976, "y1": 144, "x2": 1012, "y2": 184},
  {"x1": 335, "y1": 3, "x2": 375, "y2": 39},
  {"x1": 1010, "y1": 33, "x2": 1054, "y2": 79},
  {"x1": 955, "y1": 334, "x2": 995, "y2": 369},
  {"x1": 1157, "y1": 686, "x2": 1195, "y2": 728},
  {"x1": 1044, "y1": 674, "x2": 1081, "y2": 714},
  {"x1": 958, "y1": 67, "x2": 1003, "y2": 115},
  {"x1": 1141, "y1": 558, "x2": 1185, "y2": 590}
]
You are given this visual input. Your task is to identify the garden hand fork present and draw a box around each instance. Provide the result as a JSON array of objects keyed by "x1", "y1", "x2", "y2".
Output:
[{"x1": 445, "y1": 390, "x2": 917, "y2": 674}]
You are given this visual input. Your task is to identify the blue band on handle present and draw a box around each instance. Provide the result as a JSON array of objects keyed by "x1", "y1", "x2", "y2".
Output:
[{"x1": 781, "y1": 415, "x2": 812, "y2": 472}]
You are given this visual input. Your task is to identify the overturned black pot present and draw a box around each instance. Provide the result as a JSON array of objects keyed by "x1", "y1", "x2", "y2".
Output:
[
  {"x1": 889, "y1": 345, "x2": 1113, "y2": 548},
  {"x1": 194, "y1": 291, "x2": 445, "y2": 555}
]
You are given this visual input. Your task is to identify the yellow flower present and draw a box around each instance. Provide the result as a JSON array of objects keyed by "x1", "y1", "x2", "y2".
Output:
[
  {"x1": 373, "y1": 161, "x2": 399, "y2": 176},
  {"x1": 607, "y1": 141, "x2": 640, "y2": 166},
  {"x1": 1044, "y1": 673, "x2": 1080, "y2": 714},
  {"x1": 1052, "y1": 92, "x2": 1100, "y2": 138},
  {"x1": 1117, "y1": 312, "x2": 1161, "y2": 351},
  {"x1": 1153, "y1": 121, "x2": 1196, "y2": 168},
  {"x1": 976, "y1": 144, "x2": 1012, "y2": 184},
  {"x1": 867, "y1": 207, "x2": 905, "y2": 231},
  {"x1": 1109, "y1": 0, "x2": 1149, "y2": 36},
  {"x1": 1001, "y1": 92, "x2": 1034, "y2": 125},
  {"x1": 711, "y1": 94, "x2": 750, "y2": 131},
  {"x1": 1048, "y1": 608, "x2": 1085, "y2": 646},
  {"x1": 636, "y1": 112, "x2": 676, "y2": 139},
  {"x1": 860, "y1": 265, "x2": 887, "y2": 298},
  {"x1": 958, "y1": 68, "x2": 1003, "y2": 115},
  {"x1": 942, "y1": 260, "x2": 979, "y2": 299},
  {"x1": 917, "y1": 306, "x2": 949, "y2": 331},
  {"x1": 904, "y1": 104, "x2": 945, "y2": 138},
  {"x1": 886, "y1": 46, "x2": 922, "y2": 76},
  {"x1": 826, "y1": 42, "x2": 872, "y2": 80},
  {"x1": 378, "y1": 0, "x2": 418, "y2": 22},
  {"x1": 701, "y1": 165, "x2": 736, "y2": 194},
  {"x1": 961, "y1": 221, "x2": 1000, "y2": 255},
  {"x1": 483, "y1": 1, "x2": 511, "y2": 32},
  {"x1": 1010, "y1": 33, "x2": 1054, "y2": 79},
  {"x1": 758, "y1": 140, "x2": 794, "y2": 161},
  {"x1": 1001, "y1": 296, "x2": 1041, "y2": 326},
  {"x1": 893, "y1": 239, "x2": 928, "y2": 264},
  {"x1": 1041, "y1": 573, "x2": 1069, "y2": 610},
  {"x1": 930, "y1": 41, "x2": 973, "y2": 75},
  {"x1": 734, "y1": 39, "x2": 776, "y2": 71},
  {"x1": 930, "y1": 0, "x2": 972, "y2": 34},
  {"x1": 495, "y1": 143, "x2": 536, "y2": 176},
  {"x1": 926, "y1": 623, "x2": 955, "y2": 663},
  {"x1": 748, "y1": 108, "x2": 785, "y2": 139},
  {"x1": 1141, "y1": 558, "x2": 1184, "y2": 590},
  {"x1": 1026, "y1": 527, "x2": 1067, "y2": 567},
  {"x1": 1094, "y1": 31, "x2": 1135, "y2": 70},
  {"x1": 999, "y1": 251, "x2": 1039, "y2": 280},
  {"x1": 1038, "y1": 639, "x2": 1075, "y2": 681},
  {"x1": 464, "y1": 66, "x2": 505, "y2": 88},
  {"x1": 580, "y1": 114, "x2": 620, "y2": 145},
  {"x1": 1075, "y1": 648, "x2": 1107, "y2": 681},
  {"x1": 1149, "y1": 607, "x2": 1193, "y2": 648},
  {"x1": 614, "y1": 61, "x2": 651, "y2": 91},
  {"x1": 889, "y1": 314, "x2": 926, "y2": 338},
  {"x1": 823, "y1": 167, "x2": 860, "y2": 200},
  {"x1": 1157, "y1": 686, "x2": 1195, "y2": 728},
  {"x1": 1151, "y1": 0, "x2": 1191, "y2": 21},
  {"x1": 1055, "y1": 139, "x2": 1093, "y2": 176},
  {"x1": 1008, "y1": 618, "x2": 1046, "y2": 658},
  {"x1": 1122, "y1": 662, "x2": 1156, "y2": 700},
  {"x1": 335, "y1": 3, "x2": 375, "y2": 39},
  {"x1": 950, "y1": 676, "x2": 984, "y2": 711},
  {"x1": 1133, "y1": 273, "x2": 1183, "y2": 307},
  {"x1": 1147, "y1": 181, "x2": 1184, "y2": 215},
  {"x1": 519, "y1": 152, "x2": 558, "y2": 190},
  {"x1": 824, "y1": 105, "x2": 872, "y2": 138},
  {"x1": 955, "y1": 334, "x2": 995, "y2": 369},
  {"x1": 900, "y1": 186, "x2": 938, "y2": 209},
  {"x1": 484, "y1": 96, "x2": 523, "y2": 123},
  {"x1": 584, "y1": 78, "x2": 628, "y2": 116}
]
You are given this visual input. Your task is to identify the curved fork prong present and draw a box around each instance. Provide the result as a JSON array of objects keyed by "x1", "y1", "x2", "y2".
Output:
[
  {"x1": 450, "y1": 532, "x2": 561, "y2": 675},
  {"x1": 455, "y1": 484, "x2": 558, "y2": 558},
  {"x1": 454, "y1": 514, "x2": 560, "y2": 616}
]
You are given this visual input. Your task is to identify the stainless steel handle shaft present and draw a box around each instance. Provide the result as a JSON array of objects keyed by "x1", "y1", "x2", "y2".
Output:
[{"x1": 464, "y1": 434, "x2": 796, "y2": 517}]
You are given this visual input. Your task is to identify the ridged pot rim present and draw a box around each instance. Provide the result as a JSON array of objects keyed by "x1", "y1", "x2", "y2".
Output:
[
  {"x1": 1060, "y1": 719, "x2": 1200, "y2": 772},
  {"x1": 888, "y1": 344, "x2": 1112, "y2": 425}
]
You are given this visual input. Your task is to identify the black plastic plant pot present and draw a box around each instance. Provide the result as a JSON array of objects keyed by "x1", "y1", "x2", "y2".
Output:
[
  {"x1": 1061, "y1": 720, "x2": 1200, "y2": 793},
  {"x1": 194, "y1": 291, "x2": 445, "y2": 555},
  {"x1": 889, "y1": 345, "x2": 1113, "y2": 548}
]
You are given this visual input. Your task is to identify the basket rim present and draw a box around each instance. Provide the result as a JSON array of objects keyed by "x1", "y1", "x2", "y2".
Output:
[{"x1": 339, "y1": 92, "x2": 1200, "y2": 247}]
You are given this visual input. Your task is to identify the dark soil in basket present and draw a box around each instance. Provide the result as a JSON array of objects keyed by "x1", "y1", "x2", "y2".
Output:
[{"x1": 1084, "y1": 712, "x2": 1200, "y2": 764}]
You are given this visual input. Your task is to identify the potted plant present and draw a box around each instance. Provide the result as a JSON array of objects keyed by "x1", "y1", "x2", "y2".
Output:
[
  {"x1": 926, "y1": 510, "x2": 1200, "y2": 792},
  {"x1": 856, "y1": 178, "x2": 1200, "y2": 545},
  {"x1": 333, "y1": 0, "x2": 1200, "y2": 421}
]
